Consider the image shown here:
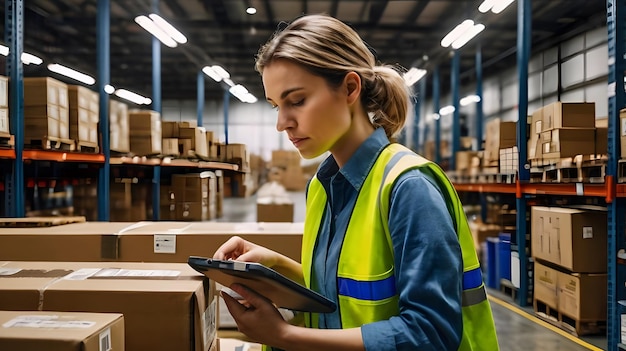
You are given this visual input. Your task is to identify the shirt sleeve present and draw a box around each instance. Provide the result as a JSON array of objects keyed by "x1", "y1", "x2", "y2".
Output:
[{"x1": 361, "y1": 169, "x2": 464, "y2": 351}]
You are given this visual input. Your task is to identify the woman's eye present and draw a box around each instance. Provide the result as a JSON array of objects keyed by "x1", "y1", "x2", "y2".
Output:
[{"x1": 292, "y1": 99, "x2": 304, "y2": 106}]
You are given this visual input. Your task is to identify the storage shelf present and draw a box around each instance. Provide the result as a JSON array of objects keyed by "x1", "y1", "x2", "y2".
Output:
[
  {"x1": 0, "y1": 149, "x2": 15, "y2": 159},
  {"x1": 22, "y1": 150, "x2": 105, "y2": 163},
  {"x1": 453, "y1": 183, "x2": 516, "y2": 194},
  {"x1": 454, "y1": 181, "x2": 609, "y2": 198},
  {"x1": 110, "y1": 156, "x2": 162, "y2": 166},
  {"x1": 110, "y1": 156, "x2": 241, "y2": 171}
]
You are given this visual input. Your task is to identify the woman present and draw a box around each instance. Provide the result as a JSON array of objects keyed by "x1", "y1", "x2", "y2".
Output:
[{"x1": 214, "y1": 14, "x2": 499, "y2": 351}]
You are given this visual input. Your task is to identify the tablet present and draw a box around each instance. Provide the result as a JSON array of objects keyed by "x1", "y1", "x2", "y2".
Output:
[{"x1": 188, "y1": 256, "x2": 336, "y2": 313}]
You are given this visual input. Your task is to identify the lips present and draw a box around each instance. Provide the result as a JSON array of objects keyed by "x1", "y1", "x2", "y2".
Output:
[{"x1": 289, "y1": 137, "x2": 307, "y2": 146}]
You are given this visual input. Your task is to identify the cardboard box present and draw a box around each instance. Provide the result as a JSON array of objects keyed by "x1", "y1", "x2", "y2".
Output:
[
  {"x1": 484, "y1": 119, "x2": 516, "y2": 163},
  {"x1": 68, "y1": 85, "x2": 98, "y2": 112},
  {"x1": 620, "y1": 109, "x2": 626, "y2": 159},
  {"x1": 531, "y1": 206, "x2": 607, "y2": 273},
  {"x1": 0, "y1": 222, "x2": 129, "y2": 261},
  {"x1": 0, "y1": 261, "x2": 217, "y2": 351},
  {"x1": 24, "y1": 77, "x2": 69, "y2": 107},
  {"x1": 117, "y1": 221, "x2": 304, "y2": 263},
  {"x1": 257, "y1": 203, "x2": 294, "y2": 223},
  {"x1": 0, "y1": 310, "x2": 124, "y2": 351},
  {"x1": 172, "y1": 172, "x2": 215, "y2": 203},
  {"x1": 0, "y1": 106, "x2": 8, "y2": 133},
  {"x1": 0, "y1": 75, "x2": 8, "y2": 107},
  {"x1": 162, "y1": 138, "x2": 180, "y2": 156},
  {"x1": 557, "y1": 270, "x2": 607, "y2": 321},
  {"x1": 541, "y1": 102, "x2": 595, "y2": 131},
  {"x1": 540, "y1": 128, "x2": 595, "y2": 159},
  {"x1": 533, "y1": 260, "x2": 559, "y2": 309}
]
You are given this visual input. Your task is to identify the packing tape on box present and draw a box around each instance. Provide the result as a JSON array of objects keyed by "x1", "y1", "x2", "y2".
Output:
[{"x1": 38, "y1": 276, "x2": 66, "y2": 311}]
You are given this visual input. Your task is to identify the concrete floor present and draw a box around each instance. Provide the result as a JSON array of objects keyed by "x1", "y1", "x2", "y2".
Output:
[{"x1": 214, "y1": 190, "x2": 607, "y2": 350}]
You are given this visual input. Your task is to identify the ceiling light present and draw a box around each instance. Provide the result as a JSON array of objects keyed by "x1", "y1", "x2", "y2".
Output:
[
  {"x1": 491, "y1": 0, "x2": 515, "y2": 14},
  {"x1": 246, "y1": 7, "x2": 257, "y2": 15},
  {"x1": 439, "y1": 105, "x2": 455, "y2": 115},
  {"x1": 211, "y1": 65, "x2": 230, "y2": 80},
  {"x1": 135, "y1": 15, "x2": 177, "y2": 48},
  {"x1": 114, "y1": 89, "x2": 151, "y2": 105},
  {"x1": 148, "y1": 14, "x2": 187, "y2": 44},
  {"x1": 223, "y1": 78, "x2": 235, "y2": 87},
  {"x1": 48, "y1": 63, "x2": 95, "y2": 85},
  {"x1": 479, "y1": 0, "x2": 515, "y2": 14},
  {"x1": 441, "y1": 20, "x2": 474, "y2": 48},
  {"x1": 460, "y1": 94, "x2": 481, "y2": 106},
  {"x1": 403, "y1": 67, "x2": 427, "y2": 86},
  {"x1": 0, "y1": 44, "x2": 43, "y2": 65},
  {"x1": 451, "y1": 23, "x2": 485, "y2": 49},
  {"x1": 229, "y1": 84, "x2": 257, "y2": 103},
  {"x1": 104, "y1": 84, "x2": 115, "y2": 94},
  {"x1": 0, "y1": 45, "x2": 8, "y2": 56},
  {"x1": 202, "y1": 66, "x2": 223, "y2": 82}
]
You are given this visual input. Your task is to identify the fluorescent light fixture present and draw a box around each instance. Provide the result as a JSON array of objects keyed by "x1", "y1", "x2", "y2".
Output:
[
  {"x1": 229, "y1": 84, "x2": 248, "y2": 96},
  {"x1": 491, "y1": 0, "x2": 515, "y2": 14},
  {"x1": 246, "y1": 7, "x2": 257, "y2": 15},
  {"x1": 441, "y1": 20, "x2": 474, "y2": 48},
  {"x1": 104, "y1": 84, "x2": 115, "y2": 94},
  {"x1": 149, "y1": 14, "x2": 187, "y2": 44},
  {"x1": 460, "y1": 94, "x2": 481, "y2": 106},
  {"x1": 48, "y1": 63, "x2": 95, "y2": 85},
  {"x1": 211, "y1": 65, "x2": 230, "y2": 80},
  {"x1": 243, "y1": 93, "x2": 258, "y2": 103},
  {"x1": 21, "y1": 52, "x2": 43, "y2": 65},
  {"x1": 223, "y1": 78, "x2": 235, "y2": 87},
  {"x1": 0, "y1": 45, "x2": 43, "y2": 65},
  {"x1": 202, "y1": 66, "x2": 223, "y2": 82},
  {"x1": 114, "y1": 89, "x2": 151, "y2": 105},
  {"x1": 439, "y1": 105, "x2": 455, "y2": 115},
  {"x1": 229, "y1": 84, "x2": 257, "y2": 103},
  {"x1": 432, "y1": 113, "x2": 441, "y2": 121},
  {"x1": 479, "y1": 0, "x2": 515, "y2": 14},
  {"x1": 451, "y1": 23, "x2": 485, "y2": 49},
  {"x1": 403, "y1": 67, "x2": 427, "y2": 86},
  {"x1": 135, "y1": 15, "x2": 177, "y2": 48}
]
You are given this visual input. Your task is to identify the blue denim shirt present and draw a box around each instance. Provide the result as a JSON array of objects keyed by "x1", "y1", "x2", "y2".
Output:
[{"x1": 311, "y1": 128, "x2": 463, "y2": 350}]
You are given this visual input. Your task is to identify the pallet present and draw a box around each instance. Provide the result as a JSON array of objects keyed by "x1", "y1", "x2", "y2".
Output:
[
  {"x1": 499, "y1": 279, "x2": 518, "y2": 301},
  {"x1": 533, "y1": 156, "x2": 607, "y2": 183},
  {"x1": 0, "y1": 132, "x2": 14, "y2": 148},
  {"x1": 75, "y1": 141, "x2": 100, "y2": 153},
  {"x1": 533, "y1": 297, "x2": 606, "y2": 336},
  {"x1": 533, "y1": 298, "x2": 559, "y2": 323},
  {"x1": 0, "y1": 216, "x2": 86, "y2": 228},
  {"x1": 25, "y1": 136, "x2": 75, "y2": 151}
]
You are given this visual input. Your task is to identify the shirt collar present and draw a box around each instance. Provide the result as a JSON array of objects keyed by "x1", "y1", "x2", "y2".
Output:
[{"x1": 317, "y1": 128, "x2": 390, "y2": 191}]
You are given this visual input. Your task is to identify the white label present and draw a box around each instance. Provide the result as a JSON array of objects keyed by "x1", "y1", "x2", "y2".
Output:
[
  {"x1": 63, "y1": 268, "x2": 100, "y2": 280},
  {"x1": 609, "y1": 82, "x2": 616, "y2": 98},
  {"x1": 203, "y1": 300, "x2": 217, "y2": 348},
  {"x1": 0, "y1": 268, "x2": 21, "y2": 276},
  {"x1": 622, "y1": 117, "x2": 626, "y2": 137},
  {"x1": 93, "y1": 268, "x2": 180, "y2": 277},
  {"x1": 621, "y1": 313, "x2": 626, "y2": 344},
  {"x1": 582, "y1": 227, "x2": 593, "y2": 239},
  {"x1": 154, "y1": 234, "x2": 177, "y2": 254},
  {"x1": 3, "y1": 315, "x2": 95, "y2": 329},
  {"x1": 576, "y1": 183, "x2": 584, "y2": 196},
  {"x1": 99, "y1": 327, "x2": 112, "y2": 351}
]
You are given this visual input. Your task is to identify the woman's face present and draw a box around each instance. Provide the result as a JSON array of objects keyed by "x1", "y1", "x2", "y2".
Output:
[{"x1": 262, "y1": 59, "x2": 355, "y2": 160}]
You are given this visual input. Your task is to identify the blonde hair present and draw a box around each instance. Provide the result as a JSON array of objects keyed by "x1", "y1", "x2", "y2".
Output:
[{"x1": 255, "y1": 14, "x2": 410, "y2": 138}]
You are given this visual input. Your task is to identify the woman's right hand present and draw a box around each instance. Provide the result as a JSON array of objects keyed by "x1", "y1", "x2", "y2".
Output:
[{"x1": 213, "y1": 236, "x2": 280, "y2": 267}]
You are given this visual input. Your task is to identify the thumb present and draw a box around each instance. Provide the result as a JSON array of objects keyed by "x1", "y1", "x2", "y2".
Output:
[{"x1": 230, "y1": 283, "x2": 273, "y2": 308}]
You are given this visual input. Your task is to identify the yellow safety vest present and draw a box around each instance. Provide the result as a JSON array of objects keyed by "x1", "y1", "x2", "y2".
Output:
[{"x1": 298, "y1": 143, "x2": 500, "y2": 351}]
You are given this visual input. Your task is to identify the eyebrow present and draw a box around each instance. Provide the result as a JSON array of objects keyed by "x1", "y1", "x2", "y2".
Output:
[{"x1": 266, "y1": 87, "x2": 305, "y2": 104}]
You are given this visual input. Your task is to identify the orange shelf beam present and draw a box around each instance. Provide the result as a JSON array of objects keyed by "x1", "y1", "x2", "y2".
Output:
[
  {"x1": 0, "y1": 149, "x2": 16, "y2": 159},
  {"x1": 454, "y1": 183, "x2": 516, "y2": 194},
  {"x1": 22, "y1": 150, "x2": 105, "y2": 163},
  {"x1": 454, "y1": 182, "x2": 608, "y2": 198}
]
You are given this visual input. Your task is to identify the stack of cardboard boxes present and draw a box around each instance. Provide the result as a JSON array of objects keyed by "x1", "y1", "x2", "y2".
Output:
[
  {"x1": 110, "y1": 99, "x2": 130, "y2": 153},
  {"x1": 68, "y1": 85, "x2": 99, "y2": 150},
  {"x1": 0, "y1": 76, "x2": 8, "y2": 135},
  {"x1": 23, "y1": 77, "x2": 70, "y2": 146},
  {"x1": 168, "y1": 172, "x2": 218, "y2": 221},
  {"x1": 128, "y1": 109, "x2": 162, "y2": 156},
  {"x1": 531, "y1": 206, "x2": 607, "y2": 335}
]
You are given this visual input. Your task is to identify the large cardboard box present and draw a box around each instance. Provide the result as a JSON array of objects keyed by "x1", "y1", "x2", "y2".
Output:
[
  {"x1": 0, "y1": 222, "x2": 130, "y2": 261},
  {"x1": 533, "y1": 261, "x2": 559, "y2": 309},
  {"x1": 117, "y1": 221, "x2": 304, "y2": 263},
  {"x1": 557, "y1": 270, "x2": 607, "y2": 322},
  {"x1": 257, "y1": 203, "x2": 294, "y2": 223},
  {"x1": 0, "y1": 310, "x2": 125, "y2": 351},
  {"x1": 541, "y1": 102, "x2": 595, "y2": 131},
  {"x1": 531, "y1": 206, "x2": 607, "y2": 273},
  {"x1": 540, "y1": 128, "x2": 595, "y2": 159},
  {"x1": 24, "y1": 77, "x2": 69, "y2": 108},
  {"x1": 0, "y1": 261, "x2": 217, "y2": 351},
  {"x1": 484, "y1": 119, "x2": 516, "y2": 163}
]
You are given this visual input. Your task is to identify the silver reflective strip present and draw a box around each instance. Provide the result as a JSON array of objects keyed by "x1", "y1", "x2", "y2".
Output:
[{"x1": 462, "y1": 285, "x2": 488, "y2": 307}]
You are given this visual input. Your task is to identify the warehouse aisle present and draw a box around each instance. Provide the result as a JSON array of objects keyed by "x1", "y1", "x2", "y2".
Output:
[{"x1": 215, "y1": 191, "x2": 606, "y2": 350}]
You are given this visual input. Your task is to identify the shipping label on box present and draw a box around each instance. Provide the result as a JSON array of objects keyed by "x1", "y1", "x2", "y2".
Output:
[
  {"x1": 0, "y1": 76, "x2": 7, "y2": 107},
  {"x1": 0, "y1": 107, "x2": 8, "y2": 133}
]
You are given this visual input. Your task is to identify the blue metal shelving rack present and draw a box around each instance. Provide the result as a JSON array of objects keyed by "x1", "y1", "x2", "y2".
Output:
[
  {"x1": 97, "y1": 0, "x2": 111, "y2": 221},
  {"x1": 607, "y1": 0, "x2": 626, "y2": 349}
]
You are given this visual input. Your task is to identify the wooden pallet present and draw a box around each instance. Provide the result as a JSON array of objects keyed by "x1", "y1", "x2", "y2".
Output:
[
  {"x1": 25, "y1": 136, "x2": 75, "y2": 151},
  {"x1": 0, "y1": 216, "x2": 86, "y2": 228},
  {"x1": 534, "y1": 297, "x2": 606, "y2": 336},
  {"x1": 75, "y1": 140, "x2": 100, "y2": 153},
  {"x1": 0, "y1": 132, "x2": 14, "y2": 148},
  {"x1": 533, "y1": 298, "x2": 559, "y2": 323},
  {"x1": 499, "y1": 279, "x2": 518, "y2": 301}
]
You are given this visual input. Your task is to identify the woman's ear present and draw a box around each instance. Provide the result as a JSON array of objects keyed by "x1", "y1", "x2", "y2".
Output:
[{"x1": 344, "y1": 71, "x2": 361, "y2": 105}]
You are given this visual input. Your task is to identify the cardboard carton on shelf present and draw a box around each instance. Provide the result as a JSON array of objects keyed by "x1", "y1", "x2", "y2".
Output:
[{"x1": 0, "y1": 310, "x2": 125, "y2": 351}]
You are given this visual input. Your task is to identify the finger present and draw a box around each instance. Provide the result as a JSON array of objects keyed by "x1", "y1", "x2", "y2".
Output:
[
  {"x1": 229, "y1": 283, "x2": 272, "y2": 308},
  {"x1": 220, "y1": 290, "x2": 248, "y2": 317},
  {"x1": 213, "y1": 236, "x2": 244, "y2": 260}
]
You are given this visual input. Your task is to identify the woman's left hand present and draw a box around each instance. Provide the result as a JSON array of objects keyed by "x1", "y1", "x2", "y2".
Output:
[{"x1": 221, "y1": 283, "x2": 291, "y2": 345}]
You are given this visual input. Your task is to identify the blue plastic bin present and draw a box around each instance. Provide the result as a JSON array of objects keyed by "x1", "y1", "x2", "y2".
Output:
[
  {"x1": 497, "y1": 233, "x2": 512, "y2": 282},
  {"x1": 485, "y1": 237, "x2": 499, "y2": 289}
]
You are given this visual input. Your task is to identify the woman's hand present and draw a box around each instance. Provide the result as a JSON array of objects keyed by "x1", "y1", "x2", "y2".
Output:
[
  {"x1": 213, "y1": 236, "x2": 280, "y2": 267},
  {"x1": 221, "y1": 283, "x2": 291, "y2": 346}
]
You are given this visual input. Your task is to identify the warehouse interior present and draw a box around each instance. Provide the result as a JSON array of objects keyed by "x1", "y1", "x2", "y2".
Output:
[{"x1": 0, "y1": 0, "x2": 620, "y2": 350}]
